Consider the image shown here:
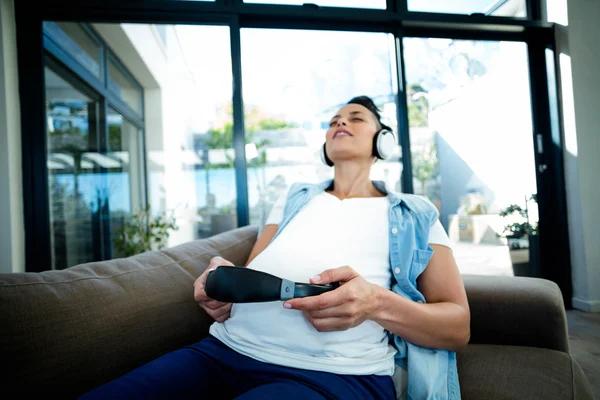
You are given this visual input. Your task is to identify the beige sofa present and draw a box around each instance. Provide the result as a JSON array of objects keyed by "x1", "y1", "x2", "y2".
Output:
[{"x1": 0, "y1": 226, "x2": 593, "y2": 399}]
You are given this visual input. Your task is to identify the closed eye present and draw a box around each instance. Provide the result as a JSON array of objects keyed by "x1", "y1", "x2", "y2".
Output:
[{"x1": 329, "y1": 117, "x2": 363, "y2": 126}]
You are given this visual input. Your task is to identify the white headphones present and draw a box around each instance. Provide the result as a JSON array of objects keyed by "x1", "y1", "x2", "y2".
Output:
[{"x1": 320, "y1": 126, "x2": 396, "y2": 167}]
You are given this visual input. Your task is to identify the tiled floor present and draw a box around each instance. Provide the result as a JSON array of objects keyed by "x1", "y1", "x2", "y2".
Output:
[{"x1": 567, "y1": 310, "x2": 600, "y2": 399}]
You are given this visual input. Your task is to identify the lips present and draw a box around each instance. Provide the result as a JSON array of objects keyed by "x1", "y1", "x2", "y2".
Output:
[{"x1": 333, "y1": 129, "x2": 352, "y2": 139}]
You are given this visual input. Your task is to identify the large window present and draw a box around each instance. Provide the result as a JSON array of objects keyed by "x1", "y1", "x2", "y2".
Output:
[
  {"x1": 21, "y1": 0, "x2": 573, "y2": 308},
  {"x1": 45, "y1": 22, "x2": 238, "y2": 268},
  {"x1": 241, "y1": 28, "x2": 400, "y2": 229},
  {"x1": 44, "y1": 22, "x2": 145, "y2": 268},
  {"x1": 404, "y1": 38, "x2": 538, "y2": 277}
]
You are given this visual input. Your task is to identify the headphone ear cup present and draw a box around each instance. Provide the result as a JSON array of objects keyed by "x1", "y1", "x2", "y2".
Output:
[
  {"x1": 374, "y1": 129, "x2": 396, "y2": 160},
  {"x1": 321, "y1": 143, "x2": 334, "y2": 166}
]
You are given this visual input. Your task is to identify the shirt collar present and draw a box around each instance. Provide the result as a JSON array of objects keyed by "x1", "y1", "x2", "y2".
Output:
[{"x1": 318, "y1": 179, "x2": 409, "y2": 210}]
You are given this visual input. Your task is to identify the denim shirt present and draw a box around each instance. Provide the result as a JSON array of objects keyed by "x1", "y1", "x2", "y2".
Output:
[{"x1": 269, "y1": 179, "x2": 461, "y2": 400}]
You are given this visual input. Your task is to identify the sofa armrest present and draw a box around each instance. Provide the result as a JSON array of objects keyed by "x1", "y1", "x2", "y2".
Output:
[
  {"x1": 462, "y1": 274, "x2": 569, "y2": 353},
  {"x1": 0, "y1": 225, "x2": 259, "y2": 397}
]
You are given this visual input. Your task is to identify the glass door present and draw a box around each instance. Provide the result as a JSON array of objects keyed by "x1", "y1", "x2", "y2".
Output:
[
  {"x1": 45, "y1": 63, "x2": 101, "y2": 269},
  {"x1": 403, "y1": 38, "x2": 540, "y2": 277},
  {"x1": 44, "y1": 21, "x2": 238, "y2": 267},
  {"x1": 240, "y1": 28, "x2": 400, "y2": 229}
]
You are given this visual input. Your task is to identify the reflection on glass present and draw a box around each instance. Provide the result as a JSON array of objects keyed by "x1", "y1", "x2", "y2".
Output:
[
  {"x1": 241, "y1": 29, "x2": 399, "y2": 229},
  {"x1": 407, "y1": 0, "x2": 527, "y2": 17},
  {"x1": 244, "y1": 0, "x2": 386, "y2": 9},
  {"x1": 43, "y1": 22, "x2": 102, "y2": 78},
  {"x1": 106, "y1": 108, "x2": 142, "y2": 257},
  {"x1": 108, "y1": 58, "x2": 142, "y2": 114},
  {"x1": 404, "y1": 38, "x2": 537, "y2": 277},
  {"x1": 45, "y1": 67, "x2": 98, "y2": 270}
]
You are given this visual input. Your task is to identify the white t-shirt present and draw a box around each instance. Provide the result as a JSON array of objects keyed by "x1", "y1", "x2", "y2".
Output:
[
  {"x1": 209, "y1": 190, "x2": 452, "y2": 379},
  {"x1": 265, "y1": 190, "x2": 452, "y2": 249}
]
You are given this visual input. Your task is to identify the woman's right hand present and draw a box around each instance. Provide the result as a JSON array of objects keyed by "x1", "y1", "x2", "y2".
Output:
[{"x1": 194, "y1": 256, "x2": 235, "y2": 323}]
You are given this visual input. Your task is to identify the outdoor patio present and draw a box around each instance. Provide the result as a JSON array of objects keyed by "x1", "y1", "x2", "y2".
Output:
[{"x1": 451, "y1": 241, "x2": 514, "y2": 276}]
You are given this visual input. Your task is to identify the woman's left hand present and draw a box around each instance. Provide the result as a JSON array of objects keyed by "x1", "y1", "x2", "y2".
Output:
[{"x1": 283, "y1": 266, "x2": 380, "y2": 332}]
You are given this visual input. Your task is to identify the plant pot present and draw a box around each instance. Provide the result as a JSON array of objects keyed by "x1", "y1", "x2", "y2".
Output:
[{"x1": 508, "y1": 235, "x2": 540, "y2": 277}]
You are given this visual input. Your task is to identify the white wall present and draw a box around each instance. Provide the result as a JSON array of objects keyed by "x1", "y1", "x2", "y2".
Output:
[
  {"x1": 0, "y1": 0, "x2": 23, "y2": 274},
  {"x1": 558, "y1": 0, "x2": 600, "y2": 311}
]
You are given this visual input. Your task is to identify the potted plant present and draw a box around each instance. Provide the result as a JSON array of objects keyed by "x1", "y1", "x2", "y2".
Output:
[
  {"x1": 498, "y1": 195, "x2": 540, "y2": 277},
  {"x1": 113, "y1": 205, "x2": 179, "y2": 258}
]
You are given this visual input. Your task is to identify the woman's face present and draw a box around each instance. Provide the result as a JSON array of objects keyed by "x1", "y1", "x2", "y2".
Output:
[{"x1": 325, "y1": 103, "x2": 380, "y2": 164}]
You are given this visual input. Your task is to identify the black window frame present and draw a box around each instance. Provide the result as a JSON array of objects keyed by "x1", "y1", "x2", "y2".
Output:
[
  {"x1": 15, "y1": 0, "x2": 572, "y2": 308},
  {"x1": 33, "y1": 20, "x2": 147, "y2": 268}
]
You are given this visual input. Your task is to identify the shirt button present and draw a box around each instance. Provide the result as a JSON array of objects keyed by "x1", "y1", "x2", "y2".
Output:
[
  {"x1": 394, "y1": 268, "x2": 400, "y2": 274},
  {"x1": 391, "y1": 227, "x2": 398, "y2": 234}
]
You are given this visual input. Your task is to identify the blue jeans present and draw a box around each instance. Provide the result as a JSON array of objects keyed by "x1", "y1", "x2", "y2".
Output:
[{"x1": 78, "y1": 335, "x2": 395, "y2": 400}]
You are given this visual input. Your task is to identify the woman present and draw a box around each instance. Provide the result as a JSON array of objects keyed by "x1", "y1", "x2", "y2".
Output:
[{"x1": 79, "y1": 96, "x2": 470, "y2": 400}]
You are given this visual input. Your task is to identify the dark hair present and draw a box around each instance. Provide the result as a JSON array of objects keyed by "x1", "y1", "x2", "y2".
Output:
[{"x1": 346, "y1": 96, "x2": 391, "y2": 132}]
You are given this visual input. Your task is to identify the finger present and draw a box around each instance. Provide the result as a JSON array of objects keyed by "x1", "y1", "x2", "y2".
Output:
[
  {"x1": 194, "y1": 274, "x2": 213, "y2": 301},
  {"x1": 212, "y1": 304, "x2": 232, "y2": 320},
  {"x1": 199, "y1": 301, "x2": 231, "y2": 319},
  {"x1": 306, "y1": 315, "x2": 351, "y2": 332},
  {"x1": 284, "y1": 289, "x2": 346, "y2": 311},
  {"x1": 194, "y1": 256, "x2": 236, "y2": 302},
  {"x1": 203, "y1": 301, "x2": 231, "y2": 318},
  {"x1": 194, "y1": 282, "x2": 208, "y2": 302},
  {"x1": 308, "y1": 304, "x2": 352, "y2": 319},
  {"x1": 193, "y1": 264, "x2": 222, "y2": 301},
  {"x1": 209, "y1": 256, "x2": 234, "y2": 269},
  {"x1": 203, "y1": 299, "x2": 228, "y2": 310},
  {"x1": 310, "y1": 266, "x2": 357, "y2": 285},
  {"x1": 214, "y1": 312, "x2": 230, "y2": 323}
]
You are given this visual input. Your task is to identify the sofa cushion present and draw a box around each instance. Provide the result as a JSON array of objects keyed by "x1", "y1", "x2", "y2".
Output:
[
  {"x1": 0, "y1": 226, "x2": 258, "y2": 398},
  {"x1": 458, "y1": 344, "x2": 594, "y2": 400}
]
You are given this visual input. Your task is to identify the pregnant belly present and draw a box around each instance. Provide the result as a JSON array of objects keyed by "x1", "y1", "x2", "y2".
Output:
[{"x1": 221, "y1": 301, "x2": 390, "y2": 358}]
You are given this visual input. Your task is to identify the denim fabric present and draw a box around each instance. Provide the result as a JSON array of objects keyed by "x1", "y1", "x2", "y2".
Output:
[
  {"x1": 270, "y1": 179, "x2": 461, "y2": 400},
  {"x1": 78, "y1": 335, "x2": 395, "y2": 400}
]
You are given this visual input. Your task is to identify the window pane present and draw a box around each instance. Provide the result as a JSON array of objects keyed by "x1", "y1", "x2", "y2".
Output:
[
  {"x1": 43, "y1": 22, "x2": 102, "y2": 78},
  {"x1": 106, "y1": 23, "x2": 236, "y2": 245},
  {"x1": 45, "y1": 67, "x2": 98, "y2": 270},
  {"x1": 404, "y1": 38, "x2": 538, "y2": 277},
  {"x1": 106, "y1": 108, "x2": 143, "y2": 258},
  {"x1": 241, "y1": 29, "x2": 399, "y2": 229},
  {"x1": 244, "y1": 0, "x2": 386, "y2": 9},
  {"x1": 408, "y1": 0, "x2": 527, "y2": 17},
  {"x1": 108, "y1": 57, "x2": 142, "y2": 114}
]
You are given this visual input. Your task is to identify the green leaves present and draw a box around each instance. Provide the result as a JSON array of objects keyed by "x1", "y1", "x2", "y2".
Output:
[
  {"x1": 113, "y1": 205, "x2": 179, "y2": 257},
  {"x1": 499, "y1": 195, "x2": 538, "y2": 239}
]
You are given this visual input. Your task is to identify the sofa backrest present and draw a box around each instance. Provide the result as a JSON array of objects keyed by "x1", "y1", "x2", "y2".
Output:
[
  {"x1": 462, "y1": 274, "x2": 569, "y2": 353},
  {"x1": 1, "y1": 224, "x2": 570, "y2": 397},
  {"x1": 0, "y1": 225, "x2": 258, "y2": 398}
]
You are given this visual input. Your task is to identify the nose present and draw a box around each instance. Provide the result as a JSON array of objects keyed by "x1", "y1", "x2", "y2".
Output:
[{"x1": 335, "y1": 118, "x2": 347, "y2": 127}]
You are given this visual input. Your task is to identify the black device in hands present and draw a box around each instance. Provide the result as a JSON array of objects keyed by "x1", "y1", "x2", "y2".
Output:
[{"x1": 204, "y1": 266, "x2": 340, "y2": 303}]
